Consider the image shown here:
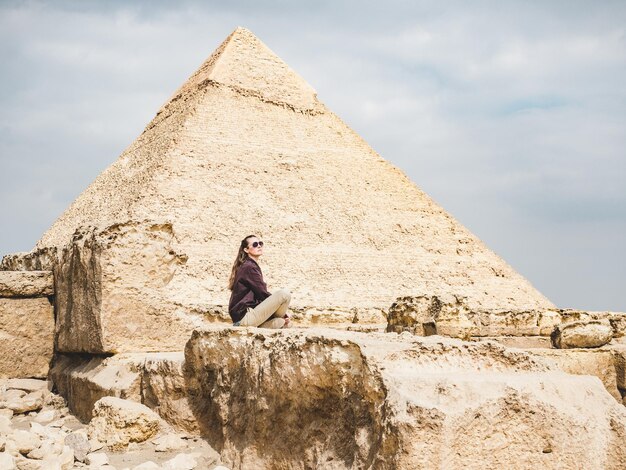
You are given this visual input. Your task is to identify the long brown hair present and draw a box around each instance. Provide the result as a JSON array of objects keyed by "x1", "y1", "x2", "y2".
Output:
[{"x1": 228, "y1": 235, "x2": 257, "y2": 290}]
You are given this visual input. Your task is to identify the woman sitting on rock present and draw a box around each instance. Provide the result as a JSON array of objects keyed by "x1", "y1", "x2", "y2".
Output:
[{"x1": 228, "y1": 234, "x2": 292, "y2": 328}]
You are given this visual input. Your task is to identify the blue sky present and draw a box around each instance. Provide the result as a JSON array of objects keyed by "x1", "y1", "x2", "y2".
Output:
[{"x1": 1, "y1": 0, "x2": 625, "y2": 310}]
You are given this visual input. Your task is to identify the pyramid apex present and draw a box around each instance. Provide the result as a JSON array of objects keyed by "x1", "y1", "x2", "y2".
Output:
[{"x1": 169, "y1": 27, "x2": 321, "y2": 112}]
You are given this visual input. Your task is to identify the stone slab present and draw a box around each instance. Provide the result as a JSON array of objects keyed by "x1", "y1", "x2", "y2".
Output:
[
  {"x1": 527, "y1": 348, "x2": 621, "y2": 402},
  {"x1": 0, "y1": 297, "x2": 53, "y2": 379},
  {"x1": 184, "y1": 327, "x2": 626, "y2": 469},
  {"x1": 551, "y1": 319, "x2": 613, "y2": 349},
  {"x1": 387, "y1": 296, "x2": 626, "y2": 340},
  {"x1": 53, "y1": 222, "x2": 205, "y2": 354},
  {"x1": 50, "y1": 352, "x2": 195, "y2": 433},
  {"x1": 473, "y1": 336, "x2": 553, "y2": 349},
  {"x1": 0, "y1": 271, "x2": 53, "y2": 298},
  {"x1": 50, "y1": 354, "x2": 143, "y2": 422}
]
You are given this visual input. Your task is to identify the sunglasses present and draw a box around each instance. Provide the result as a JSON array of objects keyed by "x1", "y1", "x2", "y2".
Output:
[{"x1": 250, "y1": 241, "x2": 264, "y2": 248}]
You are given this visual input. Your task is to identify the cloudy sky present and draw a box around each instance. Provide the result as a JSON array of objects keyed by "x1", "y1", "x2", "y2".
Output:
[{"x1": 1, "y1": 0, "x2": 624, "y2": 310}]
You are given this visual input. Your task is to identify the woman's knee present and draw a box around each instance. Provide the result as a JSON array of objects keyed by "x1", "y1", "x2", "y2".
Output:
[{"x1": 275, "y1": 289, "x2": 291, "y2": 302}]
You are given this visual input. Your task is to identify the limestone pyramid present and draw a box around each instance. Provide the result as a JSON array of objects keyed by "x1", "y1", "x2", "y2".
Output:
[{"x1": 36, "y1": 27, "x2": 553, "y2": 330}]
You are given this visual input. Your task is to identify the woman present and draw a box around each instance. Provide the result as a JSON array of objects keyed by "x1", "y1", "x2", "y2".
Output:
[{"x1": 228, "y1": 235, "x2": 292, "y2": 328}]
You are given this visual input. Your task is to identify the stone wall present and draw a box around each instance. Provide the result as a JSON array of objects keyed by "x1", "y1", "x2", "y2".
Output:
[{"x1": 0, "y1": 271, "x2": 54, "y2": 378}]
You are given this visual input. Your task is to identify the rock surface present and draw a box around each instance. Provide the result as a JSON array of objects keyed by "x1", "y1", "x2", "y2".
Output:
[
  {"x1": 528, "y1": 348, "x2": 621, "y2": 401},
  {"x1": 0, "y1": 271, "x2": 53, "y2": 298},
  {"x1": 50, "y1": 354, "x2": 143, "y2": 423},
  {"x1": 50, "y1": 352, "x2": 196, "y2": 433},
  {"x1": 0, "y1": 379, "x2": 221, "y2": 469},
  {"x1": 141, "y1": 353, "x2": 198, "y2": 434},
  {"x1": 552, "y1": 319, "x2": 613, "y2": 349},
  {"x1": 387, "y1": 296, "x2": 626, "y2": 341},
  {"x1": 0, "y1": 297, "x2": 54, "y2": 379},
  {"x1": 54, "y1": 222, "x2": 195, "y2": 354},
  {"x1": 88, "y1": 397, "x2": 165, "y2": 450},
  {"x1": 185, "y1": 327, "x2": 626, "y2": 470}
]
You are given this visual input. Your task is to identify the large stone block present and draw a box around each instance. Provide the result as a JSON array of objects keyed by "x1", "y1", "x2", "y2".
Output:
[
  {"x1": 142, "y1": 352, "x2": 198, "y2": 434},
  {"x1": 50, "y1": 352, "x2": 196, "y2": 432},
  {"x1": 386, "y1": 295, "x2": 547, "y2": 339},
  {"x1": 0, "y1": 271, "x2": 53, "y2": 297},
  {"x1": 0, "y1": 248, "x2": 57, "y2": 272},
  {"x1": 50, "y1": 354, "x2": 143, "y2": 422},
  {"x1": 54, "y1": 221, "x2": 211, "y2": 354},
  {"x1": 551, "y1": 319, "x2": 613, "y2": 349},
  {"x1": 88, "y1": 397, "x2": 165, "y2": 450},
  {"x1": 528, "y1": 348, "x2": 621, "y2": 401},
  {"x1": 185, "y1": 327, "x2": 626, "y2": 469},
  {"x1": 0, "y1": 298, "x2": 53, "y2": 379}
]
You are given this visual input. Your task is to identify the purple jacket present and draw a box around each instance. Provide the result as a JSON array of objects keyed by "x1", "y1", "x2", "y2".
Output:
[{"x1": 228, "y1": 257, "x2": 271, "y2": 322}]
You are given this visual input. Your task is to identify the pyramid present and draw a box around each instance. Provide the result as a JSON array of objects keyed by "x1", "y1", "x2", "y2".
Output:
[{"x1": 32, "y1": 27, "x2": 553, "y2": 351}]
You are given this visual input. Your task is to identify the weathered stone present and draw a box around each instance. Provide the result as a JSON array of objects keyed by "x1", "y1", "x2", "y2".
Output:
[
  {"x1": 142, "y1": 353, "x2": 197, "y2": 434},
  {"x1": 64, "y1": 431, "x2": 90, "y2": 462},
  {"x1": 162, "y1": 453, "x2": 197, "y2": 470},
  {"x1": 606, "y1": 311, "x2": 626, "y2": 337},
  {"x1": 529, "y1": 348, "x2": 621, "y2": 402},
  {"x1": 152, "y1": 433, "x2": 187, "y2": 452},
  {"x1": 185, "y1": 327, "x2": 626, "y2": 469},
  {"x1": 0, "y1": 249, "x2": 57, "y2": 272},
  {"x1": 27, "y1": 423, "x2": 47, "y2": 439},
  {"x1": 1, "y1": 390, "x2": 44, "y2": 415},
  {"x1": 54, "y1": 222, "x2": 199, "y2": 354},
  {"x1": 55, "y1": 446, "x2": 74, "y2": 470},
  {"x1": 50, "y1": 352, "x2": 198, "y2": 432},
  {"x1": 85, "y1": 451, "x2": 109, "y2": 466},
  {"x1": 552, "y1": 320, "x2": 613, "y2": 349},
  {"x1": 0, "y1": 410, "x2": 13, "y2": 420},
  {"x1": 9, "y1": 430, "x2": 40, "y2": 455},
  {"x1": 386, "y1": 295, "x2": 549, "y2": 339},
  {"x1": 33, "y1": 410, "x2": 55, "y2": 424},
  {"x1": 0, "y1": 298, "x2": 53, "y2": 379},
  {"x1": 88, "y1": 397, "x2": 165, "y2": 450},
  {"x1": 133, "y1": 462, "x2": 160, "y2": 470},
  {"x1": 553, "y1": 310, "x2": 626, "y2": 338},
  {"x1": 0, "y1": 271, "x2": 53, "y2": 298},
  {"x1": 0, "y1": 416, "x2": 12, "y2": 436},
  {"x1": 611, "y1": 345, "x2": 626, "y2": 403},
  {"x1": 477, "y1": 336, "x2": 552, "y2": 349},
  {"x1": 0, "y1": 452, "x2": 15, "y2": 470},
  {"x1": 15, "y1": 455, "x2": 45, "y2": 470},
  {"x1": 49, "y1": 354, "x2": 142, "y2": 423},
  {"x1": 6, "y1": 380, "x2": 48, "y2": 394},
  {"x1": 386, "y1": 296, "x2": 438, "y2": 335},
  {"x1": 1, "y1": 389, "x2": 26, "y2": 403}
]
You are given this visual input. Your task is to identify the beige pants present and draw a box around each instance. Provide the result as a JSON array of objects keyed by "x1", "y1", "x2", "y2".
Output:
[{"x1": 239, "y1": 289, "x2": 292, "y2": 329}]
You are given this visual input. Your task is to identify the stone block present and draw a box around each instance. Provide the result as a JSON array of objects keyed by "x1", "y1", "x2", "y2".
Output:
[
  {"x1": 0, "y1": 298, "x2": 53, "y2": 379},
  {"x1": 88, "y1": 397, "x2": 165, "y2": 450},
  {"x1": 0, "y1": 271, "x2": 53, "y2": 298},
  {"x1": 0, "y1": 248, "x2": 57, "y2": 272},
  {"x1": 528, "y1": 348, "x2": 621, "y2": 401},
  {"x1": 184, "y1": 327, "x2": 626, "y2": 469},
  {"x1": 49, "y1": 352, "x2": 196, "y2": 432},
  {"x1": 551, "y1": 320, "x2": 613, "y2": 349},
  {"x1": 49, "y1": 354, "x2": 142, "y2": 423},
  {"x1": 54, "y1": 221, "x2": 211, "y2": 354},
  {"x1": 386, "y1": 295, "x2": 547, "y2": 339},
  {"x1": 474, "y1": 336, "x2": 552, "y2": 349},
  {"x1": 141, "y1": 353, "x2": 197, "y2": 434}
]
